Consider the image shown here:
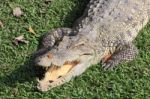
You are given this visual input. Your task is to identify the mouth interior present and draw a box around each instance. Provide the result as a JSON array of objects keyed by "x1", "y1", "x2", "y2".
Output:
[{"x1": 40, "y1": 60, "x2": 80, "y2": 83}]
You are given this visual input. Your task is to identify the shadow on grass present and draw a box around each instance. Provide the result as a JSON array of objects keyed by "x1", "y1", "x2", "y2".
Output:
[
  {"x1": 0, "y1": 56, "x2": 45, "y2": 89},
  {"x1": 0, "y1": 0, "x2": 89, "y2": 89}
]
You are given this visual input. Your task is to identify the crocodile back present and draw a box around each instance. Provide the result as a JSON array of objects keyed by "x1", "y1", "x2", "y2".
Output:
[{"x1": 73, "y1": 0, "x2": 150, "y2": 43}]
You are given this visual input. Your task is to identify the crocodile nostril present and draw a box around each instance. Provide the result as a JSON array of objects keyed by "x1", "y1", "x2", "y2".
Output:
[{"x1": 49, "y1": 80, "x2": 54, "y2": 83}]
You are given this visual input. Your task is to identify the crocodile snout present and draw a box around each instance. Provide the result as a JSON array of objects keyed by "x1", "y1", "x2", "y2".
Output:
[{"x1": 34, "y1": 55, "x2": 52, "y2": 67}]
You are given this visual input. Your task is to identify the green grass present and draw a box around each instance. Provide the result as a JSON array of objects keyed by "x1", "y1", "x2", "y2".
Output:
[{"x1": 0, "y1": 0, "x2": 150, "y2": 98}]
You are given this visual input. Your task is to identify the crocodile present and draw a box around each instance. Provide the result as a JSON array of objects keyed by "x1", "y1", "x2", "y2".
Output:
[{"x1": 34, "y1": 0, "x2": 150, "y2": 91}]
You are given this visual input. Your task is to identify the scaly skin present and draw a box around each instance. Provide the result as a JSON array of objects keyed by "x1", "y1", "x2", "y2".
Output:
[{"x1": 34, "y1": 0, "x2": 150, "y2": 91}]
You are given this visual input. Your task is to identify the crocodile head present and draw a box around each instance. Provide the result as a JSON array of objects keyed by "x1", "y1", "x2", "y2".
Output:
[
  {"x1": 34, "y1": 35, "x2": 98, "y2": 91},
  {"x1": 34, "y1": 36, "x2": 96, "y2": 68}
]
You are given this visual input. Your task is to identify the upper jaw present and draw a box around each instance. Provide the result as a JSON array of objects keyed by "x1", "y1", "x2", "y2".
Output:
[{"x1": 35, "y1": 62, "x2": 52, "y2": 67}]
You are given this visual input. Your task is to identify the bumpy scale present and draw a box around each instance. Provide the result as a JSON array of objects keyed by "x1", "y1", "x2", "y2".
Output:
[{"x1": 34, "y1": 0, "x2": 150, "y2": 91}]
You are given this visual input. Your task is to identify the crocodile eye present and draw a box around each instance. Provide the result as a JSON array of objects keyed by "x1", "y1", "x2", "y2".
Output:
[{"x1": 47, "y1": 52, "x2": 53, "y2": 59}]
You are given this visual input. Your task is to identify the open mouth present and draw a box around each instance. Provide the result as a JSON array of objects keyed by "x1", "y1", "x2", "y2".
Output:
[{"x1": 38, "y1": 60, "x2": 80, "y2": 83}]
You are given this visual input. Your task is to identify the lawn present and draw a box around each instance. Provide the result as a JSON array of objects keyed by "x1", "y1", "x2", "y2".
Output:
[{"x1": 0, "y1": 0, "x2": 150, "y2": 98}]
